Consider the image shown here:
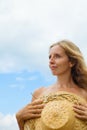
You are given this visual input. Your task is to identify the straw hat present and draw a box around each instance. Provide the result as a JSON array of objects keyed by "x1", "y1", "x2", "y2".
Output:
[
  {"x1": 41, "y1": 100, "x2": 74, "y2": 130},
  {"x1": 24, "y1": 91, "x2": 87, "y2": 130}
]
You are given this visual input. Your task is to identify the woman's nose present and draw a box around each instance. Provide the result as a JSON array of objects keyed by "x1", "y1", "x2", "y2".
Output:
[{"x1": 49, "y1": 57, "x2": 55, "y2": 64}]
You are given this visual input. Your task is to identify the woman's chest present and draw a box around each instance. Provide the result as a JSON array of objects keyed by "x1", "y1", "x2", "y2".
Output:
[{"x1": 41, "y1": 87, "x2": 87, "y2": 101}]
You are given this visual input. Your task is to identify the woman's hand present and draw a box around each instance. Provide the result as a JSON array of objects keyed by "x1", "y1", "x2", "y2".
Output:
[
  {"x1": 73, "y1": 103, "x2": 87, "y2": 120},
  {"x1": 16, "y1": 99, "x2": 44, "y2": 121},
  {"x1": 16, "y1": 99, "x2": 44, "y2": 130}
]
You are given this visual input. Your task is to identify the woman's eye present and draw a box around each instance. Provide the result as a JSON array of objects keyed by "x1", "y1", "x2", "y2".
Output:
[
  {"x1": 55, "y1": 54, "x2": 61, "y2": 58},
  {"x1": 49, "y1": 55, "x2": 51, "y2": 59},
  {"x1": 49, "y1": 54, "x2": 61, "y2": 59}
]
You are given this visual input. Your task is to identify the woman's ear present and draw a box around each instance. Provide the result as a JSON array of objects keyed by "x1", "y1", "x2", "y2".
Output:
[{"x1": 69, "y1": 62, "x2": 74, "y2": 68}]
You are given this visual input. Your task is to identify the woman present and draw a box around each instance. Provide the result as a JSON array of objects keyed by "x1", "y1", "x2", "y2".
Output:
[{"x1": 16, "y1": 40, "x2": 87, "y2": 130}]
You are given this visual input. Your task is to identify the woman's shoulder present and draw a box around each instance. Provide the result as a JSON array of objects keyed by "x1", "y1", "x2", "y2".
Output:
[
  {"x1": 31, "y1": 84, "x2": 55, "y2": 101},
  {"x1": 31, "y1": 86, "x2": 47, "y2": 101},
  {"x1": 81, "y1": 88, "x2": 87, "y2": 101}
]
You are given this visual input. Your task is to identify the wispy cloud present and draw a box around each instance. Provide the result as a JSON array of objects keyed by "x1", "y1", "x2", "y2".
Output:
[
  {"x1": 0, "y1": 112, "x2": 18, "y2": 130},
  {"x1": 27, "y1": 76, "x2": 38, "y2": 81},
  {"x1": 9, "y1": 84, "x2": 25, "y2": 90},
  {"x1": 16, "y1": 77, "x2": 25, "y2": 81},
  {"x1": 0, "y1": 0, "x2": 87, "y2": 74},
  {"x1": 16, "y1": 75, "x2": 37, "y2": 81}
]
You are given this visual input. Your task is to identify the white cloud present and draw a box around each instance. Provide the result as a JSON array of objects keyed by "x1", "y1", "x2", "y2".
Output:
[
  {"x1": 0, "y1": 113, "x2": 18, "y2": 130},
  {"x1": 16, "y1": 77, "x2": 25, "y2": 81},
  {"x1": 9, "y1": 84, "x2": 25, "y2": 90},
  {"x1": 16, "y1": 75, "x2": 38, "y2": 81},
  {"x1": 0, "y1": 0, "x2": 87, "y2": 73},
  {"x1": 27, "y1": 76, "x2": 38, "y2": 81}
]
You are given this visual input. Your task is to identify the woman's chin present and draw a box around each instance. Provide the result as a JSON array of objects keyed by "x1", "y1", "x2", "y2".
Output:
[{"x1": 51, "y1": 72, "x2": 58, "y2": 76}]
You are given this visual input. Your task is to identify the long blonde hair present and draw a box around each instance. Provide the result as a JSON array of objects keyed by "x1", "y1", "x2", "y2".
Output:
[{"x1": 50, "y1": 40, "x2": 87, "y2": 89}]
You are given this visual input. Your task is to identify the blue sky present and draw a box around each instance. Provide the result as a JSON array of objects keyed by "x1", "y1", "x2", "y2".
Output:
[
  {"x1": 0, "y1": 70, "x2": 55, "y2": 114},
  {"x1": 0, "y1": 0, "x2": 87, "y2": 130}
]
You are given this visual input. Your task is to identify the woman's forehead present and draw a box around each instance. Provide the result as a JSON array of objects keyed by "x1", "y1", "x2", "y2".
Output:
[{"x1": 49, "y1": 45, "x2": 65, "y2": 55}]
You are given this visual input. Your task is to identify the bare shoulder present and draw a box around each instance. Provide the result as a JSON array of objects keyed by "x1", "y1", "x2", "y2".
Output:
[
  {"x1": 84, "y1": 90, "x2": 87, "y2": 101},
  {"x1": 81, "y1": 88, "x2": 87, "y2": 101},
  {"x1": 31, "y1": 87, "x2": 46, "y2": 101},
  {"x1": 31, "y1": 84, "x2": 54, "y2": 101}
]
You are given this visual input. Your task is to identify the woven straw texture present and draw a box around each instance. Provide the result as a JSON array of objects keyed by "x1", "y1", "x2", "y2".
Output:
[{"x1": 24, "y1": 91, "x2": 87, "y2": 130}]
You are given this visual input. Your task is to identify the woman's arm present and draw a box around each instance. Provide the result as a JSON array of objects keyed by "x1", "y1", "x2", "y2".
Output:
[
  {"x1": 16, "y1": 87, "x2": 45, "y2": 130},
  {"x1": 16, "y1": 115, "x2": 24, "y2": 130},
  {"x1": 16, "y1": 99, "x2": 44, "y2": 130}
]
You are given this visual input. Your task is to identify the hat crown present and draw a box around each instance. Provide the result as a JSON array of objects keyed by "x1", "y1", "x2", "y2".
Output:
[{"x1": 24, "y1": 91, "x2": 87, "y2": 130}]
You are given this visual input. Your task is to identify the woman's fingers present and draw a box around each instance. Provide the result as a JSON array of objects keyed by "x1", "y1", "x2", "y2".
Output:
[
  {"x1": 73, "y1": 103, "x2": 87, "y2": 120},
  {"x1": 21, "y1": 108, "x2": 42, "y2": 120},
  {"x1": 73, "y1": 106, "x2": 85, "y2": 115},
  {"x1": 30, "y1": 113, "x2": 41, "y2": 118},
  {"x1": 74, "y1": 114, "x2": 87, "y2": 120},
  {"x1": 16, "y1": 99, "x2": 45, "y2": 121},
  {"x1": 29, "y1": 99, "x2": 45, "y2": 109},
  {"x1": 73, "y1": 104, "x2": 87, "y2": 112},
  {"x1": 29, "y1": 104, "x2": 45, "y2": 109},
  {"x1": 31, "y1": 99, "x2": 43, "y2": 105},
  {"x1": 21, "y1": 99, "x2": 45, "y2": 120},
  {"x1": 29, "y1": 109, "x2": 43, "y2": 114},
  {"x1": 22, "y1": 112, "x2": 41, "y2": 120}
]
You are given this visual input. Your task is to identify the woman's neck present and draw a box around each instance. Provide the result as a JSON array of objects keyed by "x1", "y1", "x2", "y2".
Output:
[{"x1": 56, "y1": 74, "x2": 75, "y2": 88}]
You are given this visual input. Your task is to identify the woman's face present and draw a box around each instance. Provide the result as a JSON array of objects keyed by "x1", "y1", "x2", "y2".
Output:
[{"x1": 49, "y1": 45, "x2": 72, "y2": 76}]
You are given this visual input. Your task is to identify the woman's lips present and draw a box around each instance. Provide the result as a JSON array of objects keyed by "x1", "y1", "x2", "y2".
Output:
[{"x1": 50, "y1": 65, "x2": 57, "y2": 70}]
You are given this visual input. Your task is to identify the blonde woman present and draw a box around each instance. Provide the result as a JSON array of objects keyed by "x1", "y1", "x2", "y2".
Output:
[{"x1": 16, "y1": 40, "x2": 87, "y2": 130}]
